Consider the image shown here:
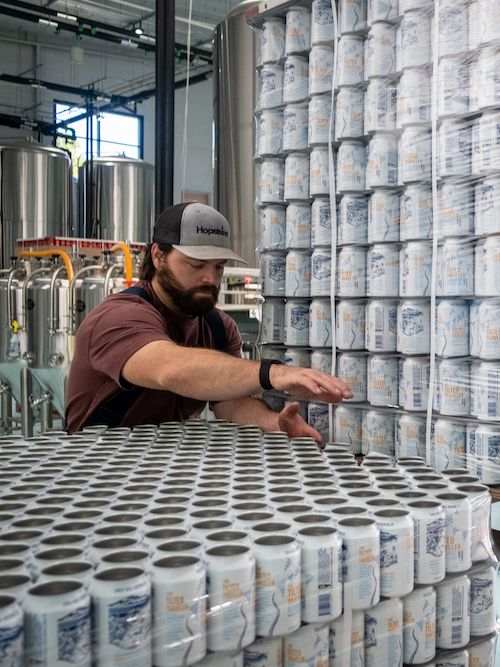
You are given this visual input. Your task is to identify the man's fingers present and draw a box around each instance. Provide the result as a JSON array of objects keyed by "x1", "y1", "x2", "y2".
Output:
[{"x1": 281, "y1": 401, "x2": 300, "y2": 421}]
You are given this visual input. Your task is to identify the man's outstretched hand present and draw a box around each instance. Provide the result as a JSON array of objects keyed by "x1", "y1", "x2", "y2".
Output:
[{"x1": 278, "y1": 401, "x2": 324, "y2": 445}]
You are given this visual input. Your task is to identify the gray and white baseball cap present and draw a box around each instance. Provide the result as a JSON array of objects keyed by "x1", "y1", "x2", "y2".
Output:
[{"x1": 153, "y1": 202, "x2": 247, "y2": 264}]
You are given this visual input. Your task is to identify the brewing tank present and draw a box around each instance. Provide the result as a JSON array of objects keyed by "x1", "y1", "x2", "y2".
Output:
[
  {"x1": 79, "y1": 157, "x2": 154, "y2": 243},
  {"x1": 0, "y1": 140, "x2": 72, "y2": 268},
  {"x1": 0, "y1": 271, "x2": 27, "y2": 405},
  {"x1": 213, "y1": 1, "x2": 259, "y2": 268}
]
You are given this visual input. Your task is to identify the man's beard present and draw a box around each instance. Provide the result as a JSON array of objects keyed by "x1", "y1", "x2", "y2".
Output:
[{"x1": 156, "y1": 261, "x2": 220, "y2": 316}]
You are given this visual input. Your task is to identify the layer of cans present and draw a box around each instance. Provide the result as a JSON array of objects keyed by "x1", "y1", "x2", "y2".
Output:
[{"x1": 0, "y1": 421, "x2": 497, "y2": 666}]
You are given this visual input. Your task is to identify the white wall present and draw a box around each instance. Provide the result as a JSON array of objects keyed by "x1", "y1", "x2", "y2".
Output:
[{"x1": 0, "y1": 37, "x2": 214, "y2": 206}]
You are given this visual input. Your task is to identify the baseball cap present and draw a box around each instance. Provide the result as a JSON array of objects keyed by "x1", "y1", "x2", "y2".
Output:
[{"x1": 153, "y1": 202, "x2": 248, "y2": 264}]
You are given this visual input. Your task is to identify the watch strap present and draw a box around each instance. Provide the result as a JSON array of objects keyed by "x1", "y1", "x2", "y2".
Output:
[{"x1": 259, "y1": 359, "x2": 281, "y2": 391}]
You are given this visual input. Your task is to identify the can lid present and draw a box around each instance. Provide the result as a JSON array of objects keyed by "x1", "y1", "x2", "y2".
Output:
[
  {"x1": 206, "y1": 544, "x2": 250, "y2": 557},
  {"x1": 294, "y1": 513, "x2": 330, "y2": 524},
  {"x1": 94, "y1": 566, "x2": 145, "y2": 582},
  {"x1": 152, "y1": 555, "x2": 200, "y2": 569},
  {"x1": 101, "y1": 551, "x2": 150, "y2": 564},
  {"x1": 0, "y1": 595, "x2": 16, "y2": 609},
  {"x1": 41, "y1": 561, "x2": 93, "y2": 576},
  {"x1": 29, "y1": 580, "x2": 83, "y2": 596},
  {"x1": 374, "y1": 509, "x2": 410, "y2": 518},
  {"x1": 255, "y1": 534, "x2": 296, "y2": 546},
  {"x1": 456, "y1": 484, "x2": 489, "y2": 494},
  {"x1": 157, "y1": 540, "x2": 201, "y2": 552},
  {"x1": 0, "y1": 574, "x2": 31, "y2": 587},
  {"x1": 338, "y1": 517, "x2": 375, "y2": 527},
  {"x1": 95, "y1": 525, "x2": 136, "y2": 536},
  {"x1": 93, "y1": 538, "x2": 137, "y2": 549},
  {"x1": 42, "y1": 534, "x2": 86, "y2": 545},
  {"x1": 206, "y1": 531, "x2": 247, "y2": 542},
  {"x1": 408, "y1": 500, "x2": 442, "y2": 508},
  {"x1": 37, "y1": 548, "x2": 83, "y2": 560},
  {"x1": 144, "y1": 528, "x2": 187, "y2": 539},
  {"x1": 435, "y1": 492, "x2": 468, "y2": 501},
  {"x1": 298, "y1": 525, "x2": 337, "y2": 537}
]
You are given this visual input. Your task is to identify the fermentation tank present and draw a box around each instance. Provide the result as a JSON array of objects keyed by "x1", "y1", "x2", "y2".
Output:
[
  {"x1": 213, "y1": 1, "x2": 259, "y2": 268},
  {"x1": 0, "y1": 140, "x2": 72, "y2": 268},
  {"x1": 79, "y1": 157, "x2": 154, "y2": 243}
]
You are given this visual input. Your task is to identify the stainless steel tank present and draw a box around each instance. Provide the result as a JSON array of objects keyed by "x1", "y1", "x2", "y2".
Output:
[
  {"x1": 74, "y1": 266, "x2": 126, "y2": 332},
  {"x1": 0, "y1": 268, "x2": 28, "y2": 406},
  {"x1": 0, "y1": 140, "x2": 72, "y2": 268},
  {"x1": 79, "y1": 157, "x2": 154, "y2": 243},
  {"x1": 213, "y1": 1, "x2": 259, "y2": 268}
]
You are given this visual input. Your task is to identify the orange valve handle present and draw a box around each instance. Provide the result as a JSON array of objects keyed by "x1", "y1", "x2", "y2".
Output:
[
  {"x1": 18, "y1": 250, "x2": 74, "y2": 282},
  {"x1": 111, "y1": 243, "x2": 134, "y2": 288}
]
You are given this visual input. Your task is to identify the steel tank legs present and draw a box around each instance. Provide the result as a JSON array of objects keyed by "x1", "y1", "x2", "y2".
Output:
[
  {"x1": 20, "y1": 366, "x2": 33, "y2": 437},
  {"x1": 0, "y1": 383, "x2": 12, "y2": 434}
]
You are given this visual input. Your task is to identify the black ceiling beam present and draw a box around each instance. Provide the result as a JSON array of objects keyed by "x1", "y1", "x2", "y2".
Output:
[
  {"x1": 0, "y1": 72, "x2": 106, "y2": 100},
  {"x1": 0, "y1": 1, "x2": 213, "y2": 63}
]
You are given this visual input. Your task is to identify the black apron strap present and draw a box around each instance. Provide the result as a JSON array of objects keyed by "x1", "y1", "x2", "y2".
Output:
[{"x1": 83, "y1": 288, "x2": 227, "y2": 428}]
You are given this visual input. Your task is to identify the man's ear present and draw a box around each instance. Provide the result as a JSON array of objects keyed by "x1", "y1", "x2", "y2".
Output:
[{"x1": 151, "y1": 244, "x2": 164, "y2": 270}]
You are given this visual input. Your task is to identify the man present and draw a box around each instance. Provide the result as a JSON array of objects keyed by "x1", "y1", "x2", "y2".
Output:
[{"x1": 65, "y1": 202, "x2": 352, "y2": 440}]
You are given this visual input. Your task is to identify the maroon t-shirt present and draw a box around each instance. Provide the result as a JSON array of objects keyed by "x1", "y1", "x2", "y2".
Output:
[{"x1": 65, "y1": 280, "x2": 242, "y2": 433}]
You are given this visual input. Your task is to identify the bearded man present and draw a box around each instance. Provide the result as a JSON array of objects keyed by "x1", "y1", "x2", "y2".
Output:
[{"x1": 65, "y1": 203, "x2": 352, "y2": 439}]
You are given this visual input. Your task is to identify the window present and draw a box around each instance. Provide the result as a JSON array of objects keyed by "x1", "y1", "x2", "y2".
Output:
[{"x1": 54, "y1": 102, "x2": 143, "y2": 177}]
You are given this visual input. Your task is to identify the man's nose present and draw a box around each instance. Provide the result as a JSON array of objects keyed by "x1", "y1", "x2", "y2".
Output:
[{"x1": 201, "y1": 266, "x2": 220, "y2": 284}]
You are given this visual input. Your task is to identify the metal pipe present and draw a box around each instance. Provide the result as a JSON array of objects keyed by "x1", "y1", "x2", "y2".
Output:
[
  {"x1": 21, "y1": 267, "x2": 51, "y2": 332},
  {"x1": 0, "y1": 384, "x2": 12, "y2": 435},
  {"x1": 104, "y1": 264, "x2": 122, "y2": 297},
  {"x1": 20, "y1": 367, "x2": 33, "y2": 437},
  {"x1": 40, "y1": 399, "x2": 53, "y2": 433},
  {"x1": 155, "y1": 0, "x2": 175, "y2": 217},
  {"x1": 49, "y1": 265, "x2": 68, "y2": 334},
  {"x1": 68, "y1": 265, "x2": 105, "y2": 332},
  {"x1": 7, "y1": 267, "x2": 25, "y2": 333}
]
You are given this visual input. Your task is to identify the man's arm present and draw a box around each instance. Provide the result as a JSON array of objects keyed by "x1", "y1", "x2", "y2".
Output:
[
  {"x1": 212, "y1": 398, "x2": 325, "y2": 443},
  {"x1": 122, "y1": 340, "x2": 353, "y2": 404}
]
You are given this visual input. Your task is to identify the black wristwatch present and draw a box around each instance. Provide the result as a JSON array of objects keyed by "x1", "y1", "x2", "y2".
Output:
[{"x1": 259, "y1": 359, "x2": 282, "y2": 390}]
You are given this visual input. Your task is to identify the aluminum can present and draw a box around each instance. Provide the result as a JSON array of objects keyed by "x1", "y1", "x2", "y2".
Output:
[
  {"x1": 475, "y1": 242, "x2": 486, "y2": 297},
  {"x1": 368, "y1": 0, "x2": 399, "y2": 23},
  {"x1": 470, "y1": 302, "x2": 482, "y2": 357},
  {"x1": 400, "y1": 185, "x2": 433, "y2": 241},
  {"x1": 285, "y1": 202, "x2": 310, "y2": 249},
  {"x1": 365, "y1": 80, "x2": 397, "y2": 134},
  {"x1": 456, "y1": 483, "x2": 491, "y2": 562},
  {"x1": 311, "y1": 197, "x2": 331, "y2": 247},
  {"x1": 469, "y1": 1, "x2": 482, "y2": 52},
  {"x1": 400, "y1": 242, "x2": 431, "y2": 297},
  {"x1": 260, "y1": 206, "x2": 286, "y2": 251},
  {"x1": 151, "y1": 555, "x2": 206, "y2": 667},
  {"x1": 334, "y1": 405, "x2": 362, "y2": 454},
  {"x1": 311, "y1": 248, "x2": 332, "y2": 296},
  {"x1": 435, "y1": 492, "x2": 471, "y2": 573},
  {"x1": 435, "y1": 574, "x2": 470, "y2": 649},
  {"x1": 307, "y1": 404, "x2": 329, "y2": 443},
  {"x1": 259, "y1": 66, "x2": 284, "y2": 110},
  {"x1": 310, "y1": 298, "x2": 332, "y2": 347},
  {"x1": 284, "y1": 621, "x2": 329, "y2": 667},
  {"x1": 364, "y1": 24, "x2": 396, "y2": 79},
  {"x1": 253, "y1": 534, "x2": 300, "y2": 636},
  {"x1": 437, "y1": 359, "x2": 470, "y2": 417},
  {"x1": 308, "y1": 95, "x2": 332, "y2": 147},
  {"x1": 204, "y1": 544, "x2": 255, "y2": 651},
  {"x1": 479, "y1": 109, "x2": 500, "y2": 171},
  {"x1": 408, "y1": 500, "x2": 446, "y2": 584},
  {"x1": 400, "y1": 126, "x2": 432, "y2": 184},
  {"x1": 296, "y1": 525, "x2": 342, "y2": 622},
  {"x1": 368, "y1": 190, "x2": 399, "y2": 243},
  {"x1": 244, "y1": 636, "x2": 283, "y2": 667},
  {"x1": 283, "y1": 56, "x2": 309, "y2": 104},
  {"x1": 309, "y1": 46, "x2": 333, "y2": 96},
  {"x1": 284, "y1": 347, "x2": 310, "y2": 367},
  {"x1": 364, "y1": 597, "x2": 403, "y2": 667},
  {"x1": 24, "y1": 580, "x2": 91, "y2": 667},
  {"x1": 195, "y1": 648, "x2": 243, "y2": 667},
  {"x1": 442, "y1": 239, "x2": 474, "y2": 297},
  {"x1": 260, "y1": 18, "x2": 286, "y2": 64},
  {"x1": 311, "y1": 349, "x2": 332, "y2": 374},
  {"x1": 398, "y1": 300, "x2": 431, "y2": 355},
  {"x1": 338, "y1": 247, "x2": 366, "y2": 297},
  {"x1": 363, "y1": 410, "x2": 395, "y2": 459},
  {"x1": 337, "y1": 517, "x2": 380, "y2": 610},
  {"x1": 400, "y1": 10, "x2": 432, "y2": 68},
  {"x1": 262, "y1": 346, "x2": 286, "y2": 363},
  {"x1": 402, "y1": 586, "x2": 436, "y2": 664},
  {"x1": 284, "y1": 152, "x2": 310, "y2": 200},
  {"x1": 478, "y1": 46, "x2": 500, "y2": 109},
  {"x1": 438, "y1": 0, "x2": 469, "y2": 57},
  {"x1": 436, "y1": 299, "x2": 469, "y2": 358},
  {"x1": 437, "y1": 57, "x2": 470, "y2": 118},
  {"x1": 469, "y1": 565, "x2": 496, "y2": 636},
  {"x1": 468, "y1": 637, "x2": 496, "y2": 667},
  {"x1": 285, "y1": 251, "x2": 311, "y2": 298},
  {"x1": 284, "y1": 299, "x2": 310, "y2": 346},
  {"x1": 336, "y1": 141, "x2": 366, "y2": 193},
  {"x1": 335, "y1": 88, "x2": 364, "y2": 141},
  {"x1": 0, "y1": 595, "x2": 23, "y2": 665},
  {"x1": 286, "y1": 6, "x2": 311, "y2": 54},
  {"x1": 336, "y1": 36, "x2": 364, "y2": 87},
  {"x1": 337, "y1": 353, "x2": 367, "y2": 402},
  {"x1": 466, "y1": 423, "x2": 478, "y2": 474},
  {"x1": 476, "y1": 364, "x2": 500, "y2": 421},
  {"x1": 311, "y1": 0, "x2": 334, "y2": 44},
  {"x1": 369, "y1": 355, "x2": 398, "y2": 407},
  {"x1": 39, "y1": 561, "x2": 93, "y2": 589},
  {"x1": 366, "y1": 244, "x2": 399, "y2": 297},
  {"x1": 482, "y1": 236, "x2": 500, "y2": 297},
  {"x1": 374, "y1": 508, "x2": 413, "y2": 597},
  {"x1": 310, "y1": 147, "x2": 330, "y2": 197},
  {"x1": 338, "y1": 194, "x2": 368, "y2": 245},
  {"x1": 90, "y1": 567, "x2": 151, "y2": 667},
  {"x1": 257, "y1": 110, "x2": 284, "y2": 158},
  {"x1": 336, "y1": 300, "x2": 365, "y2": 350},
  {"x1": 338, "y1": 0, "x2": 367, "y2": 33},
  {"x1": 283, "y1": 103, "x2": 308, "y2": 152},
  {"x1": 261, "y1": 299, "x2": 285, "y2": 345},
  {"x1": 397, "y1": 68, "x2": 431, "y2": 127},
  {"x1": 475, "y1": 422, "x2": 500, "y2": 484},
  {"x1": 365, "y1": 299, "x2": 397, "y2": 352},
  {"x1": 433, "y1": 420, "x2": 466, "y2": 472},
  {"x1": 328, "y1": 610, "x2": 364, "y2": 667},
  {"x1": 366, "y1": 133, "x2": 398, "y2": 188},
  {"x1": 260, "y1": 158, "x2": 285, "y2": 204},
  {"x1": 438, "y1": 119, "x2": 472, "y2": 179},
  {"x1": 475, "y1": 176, "x2": 500, "y2": 235},
  {"x1": 479, "y1": 300, "x2": 500, "y2": 359},
  {"x1": 439, "y1": 183, "x2": 474, "y2": 241},
  {"x1": 395, "y1": 414, "x2": 426, "y2": 459}
]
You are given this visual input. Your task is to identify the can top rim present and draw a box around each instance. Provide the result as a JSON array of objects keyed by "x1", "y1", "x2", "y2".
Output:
[
  {"x1": 152, "y1": 555, "x2": 200, "y2": 569},
  {"x1": 29, "y1": 580, "x2": 83, "y2": 596},
  {"x1": 94, "y1": 566, "x2": 145, "y2": 582},
  {"x1": 254, "y1": 534, "x2": 296, "y2": 546}
]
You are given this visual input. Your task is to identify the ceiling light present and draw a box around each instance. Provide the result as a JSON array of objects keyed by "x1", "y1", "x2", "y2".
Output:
[
  {"x1": 39, "y1": 18, "x2": 58, "y2": 26},
  {"x1": 57, "y1": 12, "x2": 77, "y2": 21},
  {"x1": 120, "y1": 39, "x2": 138, "y2": 48},
  {"x1": 134, "y1": 26, "x2": 143, "y2": 35}
]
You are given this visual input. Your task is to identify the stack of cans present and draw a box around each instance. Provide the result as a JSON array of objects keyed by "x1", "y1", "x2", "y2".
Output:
[{"x1": 0, "y1": 423, "x2": 496, "y2": 666}]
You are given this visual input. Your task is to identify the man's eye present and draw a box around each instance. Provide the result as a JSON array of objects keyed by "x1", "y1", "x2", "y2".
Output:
[{"x1": 190, "y1": 264, "x2": 203, "y2": 269}]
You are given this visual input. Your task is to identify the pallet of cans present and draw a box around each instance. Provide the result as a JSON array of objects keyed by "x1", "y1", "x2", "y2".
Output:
[
  {"x1": 0, "y1": 421, "x2": 497, "y2": 666},
  {"x1": 249, "y1": 0, "x2": 500, "y2": 486}
]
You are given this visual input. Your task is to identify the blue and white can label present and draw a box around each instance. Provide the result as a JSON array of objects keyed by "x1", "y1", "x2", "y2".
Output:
[
  {"x1": 366, "y1": 299, "x2": 398, "y2": 352},
  {"x1": 309, "y1": 297, "x2": 332, "y2": 347},
  {"x1": 285, "y1": 298, "x2": 311, "y2": 345},
  {"x1": 368, "y1": 189, "x2": 400, "y2": 243},
  {"x1": 337, "y1": 300, "x2": 366, "y2": 350},
  {"x1": 311, "y1": 197, "x2": 332, "y2": 246},
  {"x1": 283, "y1": 103, "x2": 309, "y2": 152},
  {"x1": 436, "y1": 299, "x2": 469, "y2": 358},
  {"x1": 366, "y1": 244, "x2": 399, "y2": 297},
  {"x1": 286, "y1": 202, "x2": 311, "y2": 249},
  {"x1": 400, "y1": 185, "x2": 433, "y2": 241},
  {"x1": 338, "y1": 194, "x2": 368, "y2": 245}
]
